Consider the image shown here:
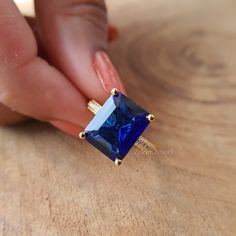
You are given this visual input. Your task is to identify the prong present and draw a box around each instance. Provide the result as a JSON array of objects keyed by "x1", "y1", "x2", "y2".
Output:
[
  {"x1": 146, "y1": 114, "x2": 155, "y2": 122},
  {"x1": 115, "y1": 158, "x2": 122, "y2": 166},
  {"x1": 111, "y1": 88, "x2": 118, "y2": 96},
  {"x1": 79, "y1": 131, "x2": 86, "y2": 139}
]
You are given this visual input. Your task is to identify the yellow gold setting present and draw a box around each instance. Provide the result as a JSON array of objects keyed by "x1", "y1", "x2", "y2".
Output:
[
  {"x1": 115, "y1": 158, "x2": 122, "y2": 166},
  {"x1": 88, "y1": 99, "x2": 101, "y2": 114},
  {"x1": 111, "y1": 88, "x2": 118, "y2": 96},
  {"x1": 79, "y1": 132, "x2": 86, "y2": 139},
  {"x1": 146, "y1": 114, "x2": 155, "y2": 122}
]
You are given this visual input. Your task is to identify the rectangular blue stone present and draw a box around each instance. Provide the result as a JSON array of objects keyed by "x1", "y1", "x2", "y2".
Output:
[{"x1": 85, "y1": 92, "x2": 150, "y2": 162}]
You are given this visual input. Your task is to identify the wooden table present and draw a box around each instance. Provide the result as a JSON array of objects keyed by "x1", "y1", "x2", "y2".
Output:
[{"x1": 1, "y1": 0, "x2": 236, "y2": 235}]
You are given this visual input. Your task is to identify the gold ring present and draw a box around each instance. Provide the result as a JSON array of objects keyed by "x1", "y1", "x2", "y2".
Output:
[{"x1": 79, "y1": 88, "x2": 156, "y2": 165}]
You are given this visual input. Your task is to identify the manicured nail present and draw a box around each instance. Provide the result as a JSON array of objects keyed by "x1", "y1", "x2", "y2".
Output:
[
  {"x1": 50, "y1": 120, "x2": 83, "y2": 137},
  {"x1": 94, "y1": 50, "x2": 126, "y2": 94},
  {"x1": 108, "y1": 25, "x2": 119, "y2": 42}
]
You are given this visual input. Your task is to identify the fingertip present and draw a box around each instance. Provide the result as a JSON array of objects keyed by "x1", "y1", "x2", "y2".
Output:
[
  {"x1": 0, "y1": 103, "x2": 29, "y2": 125},
  {"x1": 50, "y1": 120, "x2": 83, "y2": 137}
]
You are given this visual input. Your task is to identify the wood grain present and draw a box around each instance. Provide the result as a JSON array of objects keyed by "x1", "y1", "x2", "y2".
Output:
[{"x1": 1, "y1": 0, "x2": 236, "y2": 235}]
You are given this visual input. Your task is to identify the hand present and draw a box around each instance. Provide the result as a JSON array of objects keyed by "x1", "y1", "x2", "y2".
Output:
[{"x1": 0, "y1": 0, "x2": 125, "y2": 136}]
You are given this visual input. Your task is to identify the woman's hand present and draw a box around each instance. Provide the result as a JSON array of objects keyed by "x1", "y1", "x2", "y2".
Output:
[{"x1": 0, "y1": 0, "x2": 125, "y2": 136}]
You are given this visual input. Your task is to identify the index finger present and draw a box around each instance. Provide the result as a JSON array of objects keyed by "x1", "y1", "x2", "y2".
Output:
[{"x1": 0, "y1": 0, "x2": 93, "y2": 135}]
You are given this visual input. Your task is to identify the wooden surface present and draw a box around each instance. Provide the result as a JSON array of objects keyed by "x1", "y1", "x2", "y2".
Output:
[{"x1": 1, "y1": 0, "x2": 236, "y2": 235}]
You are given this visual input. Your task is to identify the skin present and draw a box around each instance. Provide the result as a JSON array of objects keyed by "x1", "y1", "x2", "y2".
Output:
[{"x1": 0, "y1": 0, "x2": 125, "y2": 136}]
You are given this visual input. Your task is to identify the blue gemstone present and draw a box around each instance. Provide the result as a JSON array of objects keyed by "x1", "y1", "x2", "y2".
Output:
[{"x1": 85, "y1": 92, "x2": 150, "y2": 162}]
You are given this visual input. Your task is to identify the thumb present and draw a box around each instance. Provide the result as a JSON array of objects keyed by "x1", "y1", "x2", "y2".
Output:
[{"x1": 35, "y1": 0, "x2": 125, "y2": 104}]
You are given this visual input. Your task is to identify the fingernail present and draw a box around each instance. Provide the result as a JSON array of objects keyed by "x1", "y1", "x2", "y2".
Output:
[
  {"x1": 50, "y1": 120, "x2": 83, "y2": 137},
  {"x1": 108, "y1": 25, "x2": 119, "y2": 42},
  {"x1": 94, "y1": 50, "x2": 126, "y2": 94}
]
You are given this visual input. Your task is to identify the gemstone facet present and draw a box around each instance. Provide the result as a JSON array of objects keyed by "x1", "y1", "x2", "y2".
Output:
[{"x1": 85, "y1": 92, "x2": 150, "y2": 162}]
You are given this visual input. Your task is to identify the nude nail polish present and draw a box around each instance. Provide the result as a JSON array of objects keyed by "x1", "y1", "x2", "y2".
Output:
[
  {"x1": 108, "y1": 25, "x2": 119, "y2": 42},
  {"x1": 94, "y1": 50, "x2": 126, "y2": 94}
]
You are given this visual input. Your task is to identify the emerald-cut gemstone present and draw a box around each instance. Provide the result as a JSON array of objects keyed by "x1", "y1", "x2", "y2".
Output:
[{"x1": 85, "y1": 92, "x2": 150, "y2": 162}]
